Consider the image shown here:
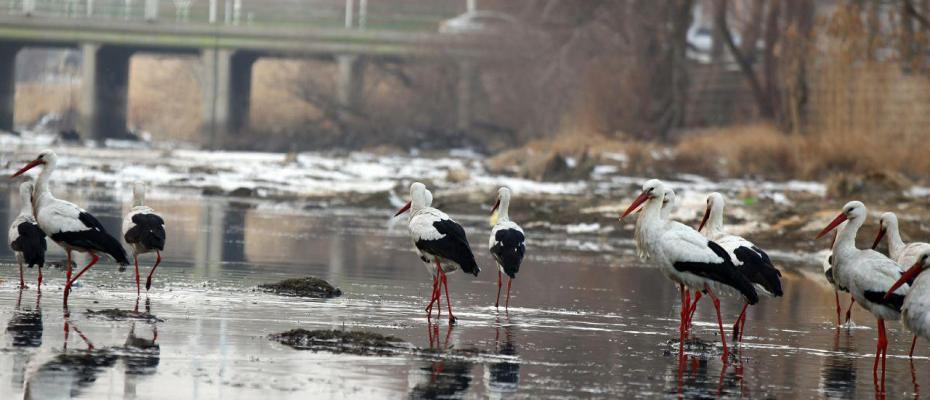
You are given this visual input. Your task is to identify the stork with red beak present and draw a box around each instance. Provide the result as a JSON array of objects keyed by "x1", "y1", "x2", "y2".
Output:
[
  {"x1": 11, "y1": 150, "x2": 130, "y2": 306},
  {"x1": 488, "y1": 187, "x2": 525, "y2": 309},
  {"x1": 622, "y1": 179, "x2": 758, "y2": 358},
  {"x1": 697, "y1": 192, "x2": 783, "y2": 342},
  {"x1": 395, "y1": 182, "x2": 480, "y2": 324},
  {"x1": 816, "y1": 201, "x2": 908, "y2": 382},
  {"x1": 885, "y1": 248, "x2": 930, "y2": 358}
]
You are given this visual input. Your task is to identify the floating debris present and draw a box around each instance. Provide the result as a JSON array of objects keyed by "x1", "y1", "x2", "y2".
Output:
[
  {"x1": 85, "y1": 309, "x2": 164, "y2": 323},
  {"x1": 269, "y1": 329, "x2": 406, "y2": 356},
  {"x1": 258, "y1": 277, "x2": 343, "y2": 298}
]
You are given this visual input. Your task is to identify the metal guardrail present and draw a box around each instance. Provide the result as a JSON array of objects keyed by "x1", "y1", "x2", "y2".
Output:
[{"x1": 0, "y1": 0, "x2": 463, "y2": 31}]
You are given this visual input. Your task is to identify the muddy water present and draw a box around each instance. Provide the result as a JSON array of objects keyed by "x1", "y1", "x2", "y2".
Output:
[{"x1": 0, "y1": 187, "x2": 926, "y2": 399}]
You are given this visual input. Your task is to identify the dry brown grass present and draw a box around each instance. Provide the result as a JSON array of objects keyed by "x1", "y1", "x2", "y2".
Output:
[
  {"x1": 672, "y1": 124, "x2": 804, "y2": 179},
  {"x1": 14, "y1": 83, "x2": 78, "y2": 126},
  {"x1": 127, "y1": 55, "x2": 202, "y2": 142}
]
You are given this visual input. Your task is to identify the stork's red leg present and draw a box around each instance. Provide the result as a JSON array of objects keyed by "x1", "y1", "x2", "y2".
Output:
[
  {"x1": 495, "y1": 270, "x2": 502, "y2": 308},
  {"x1": 439, "y1": 268, "x2": 455, "y2": 324},
  {"x1": 910, "y1": 335, "x2": 918, "y2": 358},
  {"x1": 64, "y1": 253, "x2": 99, "y2": 305},
  {"x1": 845, "y1": 298, "x2": 855, "y2": 324},
  {"x1": 873, "y1": 319, "x2": 883, "y2": 381},
  {"x1": 65, "y1": 250, "x2": 73, "y2": 283},
  {"x1": 426, "y1": 271, "x2": 439, "y2": 316},
  {"x1": 18, "y1": 260, "x2": 26, "y2": 289},
  {"x1": 688, "y1": 290, "x2": 702, "y2": 330},
  {"x1": 879, "y1": 320, "x2": 887, "y2": 384},
  {"x1": 834, "y1": 291, "x2": 841, "y2": 327},
  {"x1": 732, "y1": 303, "x2": 748, "y2": 342},
  {"x1": 704, "y1": 284, "x2": 728, "y2": 359},
  {"x1": 683, "y1": 289, "x2": 691, "y2": 333},
  {"x1": 739, "y1": 311, "x2": 747, "y2": 342},
  {"x1": 145, "y1": 251, "x2": 161, "y2": 291},
  {"x1": 506, "y1": 278, "x2": 512, "y2": 309},
  {"x1": 678, "y1": 284, "x2": 687, "y2": 335},
  {"x1": 37, "y1": 265, "x2": 42, "y2": 287},
  {"x1": 134, "y1": 254, "x2": 141, "y2": 296}
]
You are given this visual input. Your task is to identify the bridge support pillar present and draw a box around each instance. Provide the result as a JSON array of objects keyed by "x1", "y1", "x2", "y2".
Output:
[
  {"x1": 80, "y1": 44, "x2": 133, "y2": 141},
  {"x1": 201, "y1": 48, "x2": 256, "y2": 148},
  {"x1": 456, "y1": 61, "x2": 476, "y2": 131},
  {"x1": 0, "y1": 44, "x2": 20, "y2": 133},
  {"x1": 336, "y1": 55, "x2": 365, "y2": 110}
]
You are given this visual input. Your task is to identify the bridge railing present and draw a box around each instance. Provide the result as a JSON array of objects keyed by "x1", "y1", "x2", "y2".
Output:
[{"x1": 0, "y1": 0, "x2": 464, "y2": 31}]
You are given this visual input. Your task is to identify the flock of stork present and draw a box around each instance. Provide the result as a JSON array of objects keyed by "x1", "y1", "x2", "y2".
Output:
[
  {"x1": 621, "y1": 179, "x2": 930, "y2": 385},
  {"x1": 7, "y1": 150, "x2": 166, "y2": 305},
  {"x1": 5, "y1": 150, "x2": 930, "y2": 386}
]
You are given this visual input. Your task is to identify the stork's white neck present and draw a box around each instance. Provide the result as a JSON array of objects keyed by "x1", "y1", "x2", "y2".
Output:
[
  {"x1": 18, "y1": 187, "x2": 32, "y2": 217},
  {"x1": 884, "y1": 218, "x2": 906, "y2": 258},
  {"x1": 33, "y1": 162, "x2": 57, "y2": 212},
  {"x1": 133, "y1": 189, "x2": 146, "y2": 207},
  {"x1": 705, "y1": 200, "x2": 725, "y2": 236},
  {"x1": 638, "y1": 194, "x2": 664, "y2": 229},
  {"x1": 497, "y1": 192, "x2": 511, "y2": 223},
  {"x1": 835, "y1": 216, "x2": 864, "y2": 254}
]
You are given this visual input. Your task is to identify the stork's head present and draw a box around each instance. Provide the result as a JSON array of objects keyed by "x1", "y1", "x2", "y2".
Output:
[
  {"x1": 491, "y1": 186, "x2": 512, "y2": 214},
  {"x1": 698, "y1": 192, "x2": 725, "y2": 232},
  {"x1": 885, "y1": 248, "x2": 930, "y2": 300},
  {"x1": 11, "y1": 150, "x2": 57, "y2": 178},
  {"x1": 816, "y1": 200, "x2": 866, "y2": 239},
  {"x1": 620, "y1": 179, "x2": 665, "y2": 220},
  {"x1": 394, "y1": 182, "x2": 428, "y2": 217},
  {"x1": 871, "y1": 212, "x2": 898, "y2": 250}
]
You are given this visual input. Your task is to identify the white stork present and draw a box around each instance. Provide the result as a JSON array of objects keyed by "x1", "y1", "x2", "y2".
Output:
[
  {"x1": 394, "y1": 182, "x2": 480, "y2": 324},
  {"x1": 816, "y1": 201, "x2": 908, "y2": 381},
  {"x1": 885, "y1": 248, "x2": 930, "y2": 358},
  {"x1": 622, "y1": 179, "x2": 758, "y2": 357},
  {"x1": 11, "y1": 150, "x2": 129, "y2": 306},
  {"x1": 488, "y1": 187, "x2": 525, "y2": 309},
  {"x1": 7, "y1": 181, "x2": 47, "y2": 288},
  {"x1": 697, "y1": 192, "x2": 783, "y2": 342},
  {"x1": 122, "y1": 181, "x2": 166, "y2": 295}
]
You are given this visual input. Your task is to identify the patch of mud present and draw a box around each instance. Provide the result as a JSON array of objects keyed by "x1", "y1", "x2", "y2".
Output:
[
  {"x1": 258, "y1": 277, "x2": 343, "y2": 298},
  {"x1": 85, "y1": 309, "x2": 164, "y2": 323},
  {"x1": 663, "y1": 337, "x2": 736, "y2": 361},
  {"x1": 269, "y1": 329, "x2": 406, "y2": 356}
]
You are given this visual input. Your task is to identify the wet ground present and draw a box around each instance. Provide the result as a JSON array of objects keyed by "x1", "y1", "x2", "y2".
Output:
[{"x1": 0, "y1": 187, "x2": 928, "y2": 399}]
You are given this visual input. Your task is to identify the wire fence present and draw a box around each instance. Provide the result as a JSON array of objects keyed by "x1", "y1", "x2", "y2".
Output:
[{"x1": 0, "y1": 0, "x2": 465, "y2": 31}]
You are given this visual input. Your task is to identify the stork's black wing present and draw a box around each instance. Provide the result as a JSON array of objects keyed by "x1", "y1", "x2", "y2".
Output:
[
  {"x1": 490, "y1": 228, "x2": 525, "y2": 279},
  {"x1": 415, "y1": 219, "x2": 480, "y2": 276},
  {"x1": 12, "y1": 222, "x2": 47, "y2": 268},
  {"x1": 674, "y1": 241, "x2": 759, "y2": 305}
]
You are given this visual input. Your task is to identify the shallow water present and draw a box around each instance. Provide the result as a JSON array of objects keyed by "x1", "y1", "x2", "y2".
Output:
[{"x1": 0, "y1": 187, "x2": 926, "y2": 399}]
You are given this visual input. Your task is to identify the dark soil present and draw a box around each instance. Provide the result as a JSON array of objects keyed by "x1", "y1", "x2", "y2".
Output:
[
  {"x1": 85, "y1": 309, "x2": 164, "y2": 323},
  {"x1": 258, "y1": 277, "x2": 343, "y2": 298},
  {"x1": 269, "y1": 329, "x2": 406, "y2": 356}
]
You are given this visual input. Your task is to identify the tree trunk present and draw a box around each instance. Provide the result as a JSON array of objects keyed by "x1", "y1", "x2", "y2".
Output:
[{"x1": 716, "y1": 0, "x2": 773, "y2": 119}]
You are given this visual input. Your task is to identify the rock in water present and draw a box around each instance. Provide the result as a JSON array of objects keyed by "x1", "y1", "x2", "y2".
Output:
[
  {"x1": 269, "y1": 329, "x2": 405, "y2": 356},
  {"x1": 85, "y1": 309, "x2": 164, "y2": 323},
  {"x1": 258, "y1": 277, "x2": 343, "y2": 298}
]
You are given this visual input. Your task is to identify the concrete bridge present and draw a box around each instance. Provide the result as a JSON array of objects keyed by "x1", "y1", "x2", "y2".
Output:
[{"x1": 0, "y1": 0, "x2": 523, "y2": 146}]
